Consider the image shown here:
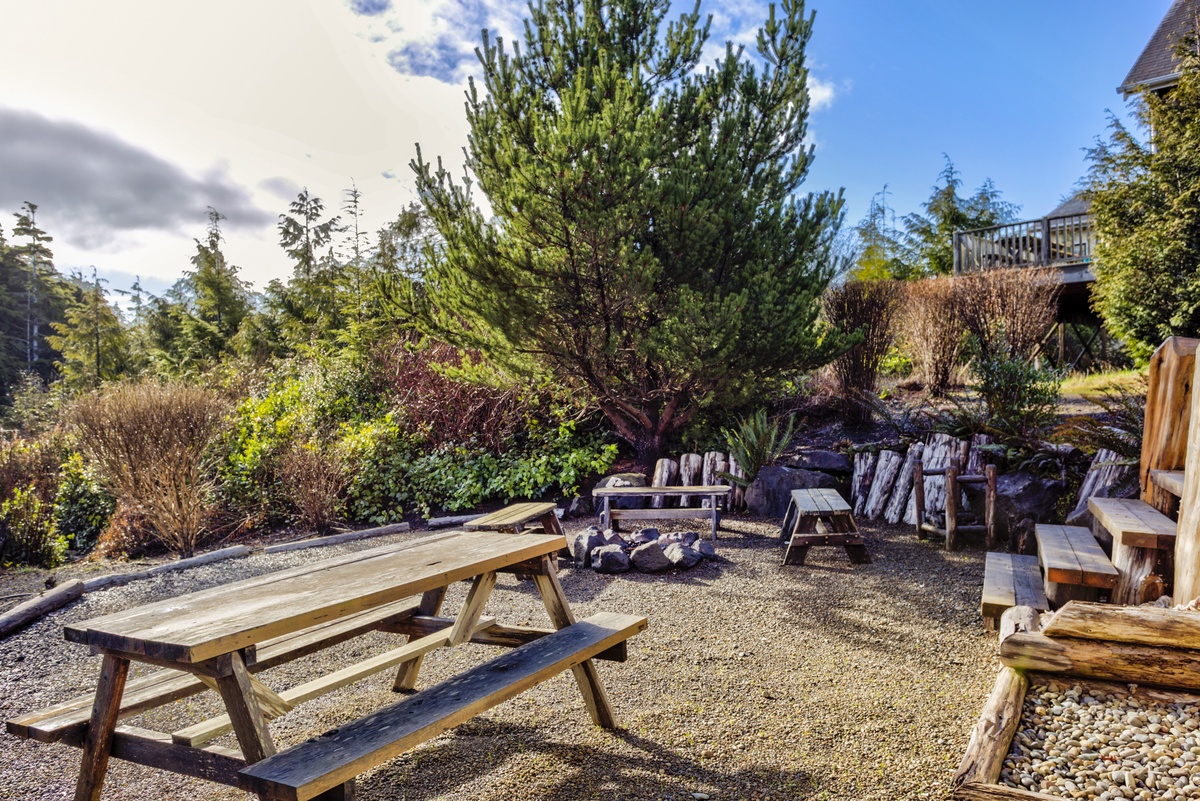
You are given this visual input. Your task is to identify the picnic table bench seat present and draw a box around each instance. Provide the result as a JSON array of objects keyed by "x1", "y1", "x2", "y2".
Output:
[
  {"x1": 981, "y1": 552, "x2": 1049, "y2": 630},
  {"x1": 239, "y1": 612, "x2": 647, "y2": 801},
  {"x1": 591, "y1": 485, "x2": 731, "y2": 541},
  {"x1": 1088, "y1": 496, "x2": 1177, "y2": 605},
  {"x1": 1035, "y1": 524, "x2": 1119, "y2": 607}
]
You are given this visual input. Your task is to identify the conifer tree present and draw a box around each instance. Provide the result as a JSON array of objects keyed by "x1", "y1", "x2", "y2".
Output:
[
  {"x1": 410, "y1": 0, "x2": 846, "y2": 464},
  {"x1": 48, "y1": 269, "x2": 129, "y2": 390}
]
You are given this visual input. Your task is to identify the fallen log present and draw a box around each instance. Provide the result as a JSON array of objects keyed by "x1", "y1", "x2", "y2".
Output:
[{"x1": 0, "y1": 580, "x2": 84, "y2": 639}]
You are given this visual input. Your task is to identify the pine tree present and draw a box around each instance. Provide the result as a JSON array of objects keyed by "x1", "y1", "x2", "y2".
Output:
[
  {"x1": 278, "y1": 189, "x2": 342, "y2": 279},
  {"x1": 11, "y1": 203, "x2": 68, "y2": 382},
  {"x1": 1087, "y1": 31, "x2": 1200, "y2": 361},
  {"x1": 184, "y1": 208, "x2": 251, "y2": 360},
  {"x1": 409, "y1": 0, "x2": 846, "y2": 465},
  {"x1": 47, "y1": 269, "x2": 129, "y2": 390}
]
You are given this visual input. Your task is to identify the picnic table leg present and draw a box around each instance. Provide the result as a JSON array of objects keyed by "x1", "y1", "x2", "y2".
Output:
[
  {"x1": 531, "y1": 555, "x2": 618, "y2": 729},
  {"x1": 709, "y1": 495, "x2": 718, "y2": 541},
  {"x1": 73, "y1": 653, "x2": 130, "y2": 801},
  {"x1": 214, "y1": 649, "x2": 276, "y2": 764},
  {"x1": 392, "y1": 587, "x2": 448, "y2": 692}
]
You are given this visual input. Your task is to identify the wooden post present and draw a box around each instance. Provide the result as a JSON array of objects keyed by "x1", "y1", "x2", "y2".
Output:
[
  {"x1": 650, "y1": 458, "x2": 678, "y2": 509},
  {"x1": 984, "y1": 464, "x2": 998, "y2": 550},
  {"x1": 1058, "y1": 322, "x2": 1066, "y2": 366},
  {"x1": 728, "y1": 454, "x2": 745, "y2": 511},
  {"x1": 914, "y1": 459, "x2": 925, "y2": 539},
  {"x1": 1173, "y1": 339, "x2": 1200, "y2": 605},
  {"x1": 1142, "y1": 337, "x2": 1199, "y2": 502},
  {"x1": 946, "y1": 458, "x2": 959, "y2": 551},
  {"x1": 678, "y1": 453, "x2": 702, "y2": 507},
  {"x1": 701, "y1": 452, "x2": 727, "y2": 509}
]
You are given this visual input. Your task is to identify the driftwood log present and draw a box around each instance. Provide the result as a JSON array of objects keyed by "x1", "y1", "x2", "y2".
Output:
[
  {"x1": 701, "y1": 452, "x2": 728, "y2": 509},
  {"x1": 678, "y1": 453, "x2": 702, "y2": 507},
  {"x1": 0, "y1": 580, "x2": 84, "y2": 639},
  {"x1": 650, "y1": 458, "x2": 679, "y2": 509},
  {"x1": 863, "y1": 450, "x2": 902, "y2": 520},
  {"x1": 906, "y1": 433, "x2": 956, "y2": 525},
  {"x1": 1141, "y1": 336, "x2": 1197, "y2": 503},
  {"x1": 850, "y1": 451, "x2": 877, "y2": 517},
  {"x1": 727, "y1": 456, "x2": 745, "y2": 511},
  {"x1": 952, "y1": 666, "x2": 1028, "y2": 789},
  {"x1": 884, "y1": 443, "x2": 923, "y2": 525},
  {"x1": 1042, "y1": 601, "x2": 1200, "y2": 649}
]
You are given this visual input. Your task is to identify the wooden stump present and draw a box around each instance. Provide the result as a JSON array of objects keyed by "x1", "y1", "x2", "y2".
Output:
[
  {"x1": 650, "y1": 458, "x2": 679, "y2": 509},
  {"x1": 863, "y1": 450, "x2": 902, "y2": 520},
  {"x1": 727, "y1": 455, "x2": 746, "y2": 511},
  {"x1": 1112, "y1": 540, "x2": 1165, "y2": 606},
  {"x1": 678, "y1": 453, "x2": 702, "y2": 507},
  {"x1": 850, "y1": 451, "x2": 877, "y2": 517},
  {"x1": 884, "y1": 443, "x2": 923, "y2": 525},
  {"x1": 701, "y1": 452, "x2": 728, "y2": 509}
]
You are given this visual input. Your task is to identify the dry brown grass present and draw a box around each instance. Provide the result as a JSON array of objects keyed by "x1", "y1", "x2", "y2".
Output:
[
  {"x1": 823, "y1": 279, "x2": 903, "y2": 424},
  {"x1": 958, "y1": 267, "x2": 1058, "y2": 360},
  {"x1": 69, "y1": 382, "x2": 229, "y2": 557},
  {"x1": 901, "y1": 276, "x2": 965, "y2": 396},
  {"x1": 277, "y1": 442, "x2": 348, "y2": 535}
]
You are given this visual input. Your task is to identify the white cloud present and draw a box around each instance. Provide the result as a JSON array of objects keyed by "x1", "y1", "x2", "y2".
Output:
[{"x1": 809, "y1": 76, "x2": 837, "y2": 111}]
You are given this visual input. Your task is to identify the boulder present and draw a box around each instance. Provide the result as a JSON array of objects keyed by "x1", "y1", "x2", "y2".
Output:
[
  {"x1": 631, "y1": 527, "x2": 660, "y2": 544},
  {"x1": 695, "y1": 540, "x2": 716, "y2": 559},
  {"x1": 566, "y1": 495, "x2": 593, "y2": 518},
  {"x1": 590, "y1": 544, "x2": 630, "y2": 574},
  {"x1": 965, "y1": 470, "x2": 1066, "y2": 543},
  {"x1": 630, "y1": 540, "x2": 672, "y2": 572},
  {"x1": 569, "y1": 527, "x2": 604, "y2": 568},
  {"x1": 786, "y1": 450, "x2": 852, "y2": 474},
  {"x1": 663, "y1": 543, "x2": 703, "y2": 570},
  {"x1": 744, "y1": 466, "x2": 837, "y2": 518},
  {"x1": 594, "y1": 472, "x2": 649, "y2": 509},
  {"x1": 602, "y1": 528, "x2": 627, "y2": 547}
]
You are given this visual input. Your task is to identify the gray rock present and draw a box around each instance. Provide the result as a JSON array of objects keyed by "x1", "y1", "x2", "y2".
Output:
[
  {"x1": 744, "y1": 466, "x2": 837, "y2": 517},
  {"x1": 630, "y1": 540, "x2": 672, "y2": 572},
  {"x1": 696, "y1": 540, "x2": 716, "y2": 559},
  {"x1": 566, "y1": 495, "x2": 593, "y2": 518},
  {"x1": 602, "y1": 528, "x2": 627, "y2": 547},
  {"x1": 663, "y1": 543, "x2": 703, "y2": 570},
  {"x1": 590, "y1": 544, "x2": 630, "y2": 574},
  {"x1": 570, "y1": 527, "x2": 604, "y2": 568},
  {"x1": 965, "y1": 470, "x2": 1066, "y2": 543},
  {"x1": 786, "y1": 449, "x2": 852, "y2": 474},
  {"x1": 594, "y1": 472, "x2": 649, "y2": 509},
  {"x1": 631, "y1": 527, "x2": 660, "y2": 543}
]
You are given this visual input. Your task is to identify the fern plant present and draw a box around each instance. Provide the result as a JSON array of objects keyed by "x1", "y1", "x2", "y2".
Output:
[
  {"x1": 1053, "y1": 378, "x2": 1146, "y2": 497},
  {"x1": 720, "y1": 410, "x2": 797, "y2": 487}
]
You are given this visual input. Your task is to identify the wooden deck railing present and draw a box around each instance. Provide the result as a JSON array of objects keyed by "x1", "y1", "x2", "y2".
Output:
[{"x1": 953, "y1": 213, "x2": 1093, "y2": 274}]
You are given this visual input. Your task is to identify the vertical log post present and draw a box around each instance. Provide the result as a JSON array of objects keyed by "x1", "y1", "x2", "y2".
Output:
[
  {"x1": 678, "y1": 453, "x2": 702, "y2": 507},
  {"x1": 650, "y1": 458, "x2": 678, "y2": 510},
  {"x1": 914, "y1": 459, "x2": 926, "y2": 539},
  {"x1": 985, "y1": 464, "x2": 998, "y2": 550},
  {"x1": 946, "y1": 457, "x2": 960, "y2": 551}
]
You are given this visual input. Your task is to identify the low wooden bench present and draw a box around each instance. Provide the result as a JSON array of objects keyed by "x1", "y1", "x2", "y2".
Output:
[
  {"x1": 981, "y1": 552, "x2": 1048, "y2": 630},
  {"x1": 1035, "y1": 524, "x2": 1119, "y2": 607},
  {"x1": 1149, "y1": 468, "x2": 1185, "y2": 520},
  {"x1": 1088, "y1": 496, "x2": 1176, "y2": 605},
  {"x1": 592, "y1": 485, "x2": 731, "y2": 541},
  {"x1": 239, "y1": 612, "x2": 647, "y2": 801},
  {"x1": 778, "y1": 488, "x2": 870, "y2": 566},
  {"x1": 465, "y1": 502, "x2": 563, "y2": 535}
]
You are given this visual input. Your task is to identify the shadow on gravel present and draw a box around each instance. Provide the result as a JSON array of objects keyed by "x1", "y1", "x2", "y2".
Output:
[{"x1": 360, "y1": 718, "x2": 814, "y2": 800}]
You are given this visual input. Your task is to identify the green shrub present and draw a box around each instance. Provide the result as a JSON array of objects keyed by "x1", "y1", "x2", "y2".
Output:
[
  {"x1": 973, "y1": 348, "x2": 1062, "y2": 440},
  {"x1": 52, "y1": 453, "x2": 115, "y2": 552},
  {"x1": 721, "y1": 410, "x2": 796, "y2": 486},
  {"x1": 1, "y1": 485, "x2": 67, "y2": 567}
]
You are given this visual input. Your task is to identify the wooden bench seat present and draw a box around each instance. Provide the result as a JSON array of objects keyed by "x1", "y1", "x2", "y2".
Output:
[
  {"x1": 7, "y1": 596, "x2": 422, "y2": 745},
  {"x1": 1035, "y1": 524, "x2": 1119, "y2": 607},
  {"x1": 238, "y1": 612, "x2": 647, "y2": 801},
  {"x1": 1088, "y1": 496, "x2": 1177, "y2": 605},
  {"x1": 981, "y1": 552, "x2": 1048, "y2": 630}
]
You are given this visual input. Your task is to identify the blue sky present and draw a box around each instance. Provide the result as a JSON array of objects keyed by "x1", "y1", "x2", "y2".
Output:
[{"x1": 0, "y1": 0, "x2": 1174, "y2": 294}]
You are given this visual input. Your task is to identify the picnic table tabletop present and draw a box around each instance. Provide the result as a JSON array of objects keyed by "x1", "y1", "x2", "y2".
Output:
[
  {"x1": 464, "y1": 502, "x2": 559, "y2": 530},
  {"x1": 65, "y1": 529, "x2": 565, "y2": 664}
]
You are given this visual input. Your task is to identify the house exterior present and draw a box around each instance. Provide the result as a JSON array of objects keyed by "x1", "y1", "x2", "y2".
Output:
[{"x1": 1118, "y1": 0, "x2": 1200, "y2": 98}]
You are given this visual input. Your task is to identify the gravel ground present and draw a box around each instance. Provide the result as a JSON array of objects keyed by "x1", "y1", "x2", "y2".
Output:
[{"x1": 0, "y1": 516, "x2": 999, "y2": 800}]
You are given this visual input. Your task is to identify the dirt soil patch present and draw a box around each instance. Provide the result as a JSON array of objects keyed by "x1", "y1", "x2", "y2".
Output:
[{"x1": 0, "y1": 516, "x2": 999, "y2": 800}]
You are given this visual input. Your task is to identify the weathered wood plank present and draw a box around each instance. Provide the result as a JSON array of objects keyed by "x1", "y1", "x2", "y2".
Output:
[
  {"x1": 591, "y1": 485, "x2": 730, "y2": 497},
  {"x1": 238, "y1": 612, "x2": 648, "y2": 801},
  {"x1": 464, "y1": 503, "x2": 558, "y2": 530},
  {"x1": 263, "y1": 525, "x2": 409, "y2": 554},
  {"x1": 64, "y1": 531, "x2": 563, "y2": 664},
  {"x1": 863, "y1": 450, "x2": 901, "y2": 520},
  {"x1": 1141, "y1": 337, "x2": 1198, "y2": 501},
  {"x1": 884, "y1": 443, "x2": 923, "y2": 525},
  {"x1": 383, "y1": 615, "x2": 629, "y2": 662},
  {"x1": 1036, "y1": 525, "x2": 1083, "y2": 586},
  {"x1": 678, "y1": 453, "x2": 703, "y2": 506},
  {"x1": 650, "y1": 458, "x2": 679, "y2": 509},
  {"x1": 1061, "y1": 525, "x2": 1119, "y2": 588},
  {"x1": 1089, "y1": 496, "x2": 1175, "y2": 550},
  {"x1": 1151, "y1": 469, "x2": 1185, "y2": 497}
]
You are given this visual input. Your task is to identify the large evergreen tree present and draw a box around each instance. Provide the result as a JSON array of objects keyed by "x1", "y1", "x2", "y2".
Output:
[
  {"x1": 47, "y1": 269, "x2": 129, "y2": 390},
  {"x1": 1087, "y1": 34, "x2": 1200, "y2": 362},
  {"x1": 409, "y1": 0, "x2": 845, "y2": 464}
]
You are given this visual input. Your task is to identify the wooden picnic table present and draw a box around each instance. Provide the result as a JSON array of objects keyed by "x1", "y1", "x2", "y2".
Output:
[
  {"x1": 9, "y1": 530, "x2": 646, "y2": 801},
  {"x1": 591, "y1": 485, "x2": 732, "y2": 541}
]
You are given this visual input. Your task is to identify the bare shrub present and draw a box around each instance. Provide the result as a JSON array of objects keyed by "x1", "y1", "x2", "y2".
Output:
[
  {"x1": 277, "y1": 442, "x2": 347, "y2": 535},
  {"x1": 70, "y1": 382, "x2": 229, "y2": 557},
  {"x1": 93, "y1": 503, "x2": 157, "y2": 559},
  {"x1": 0, "y1": 430, "x2": 69, "y2": 505},
  {"x1": 901, "y1": 277, "x2": 965, "y2": 396},
  {"x1": 823, "y1": 279, "x2": 902, "y2": 424},
  {"x1": 959, "y1": 267, "x2": 1058, "y2": 360}
]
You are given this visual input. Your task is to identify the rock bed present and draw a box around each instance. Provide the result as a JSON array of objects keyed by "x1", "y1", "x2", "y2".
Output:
[
  {"x1": 569, "y1": 526, "x2": 716, "y2": 574},
  {"x1": 1000, "y1": 679, "x2": 1200, "y2": 800}
]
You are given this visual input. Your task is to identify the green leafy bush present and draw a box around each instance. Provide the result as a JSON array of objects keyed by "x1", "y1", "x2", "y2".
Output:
[
  {"x1": 53, "y1": 453, "x2": 115, "y2": 552},
  {"x1": 1, "y1": 485, "x2": 67, "y2": 567},
  {"x1": 973, "y1": 349, "x2": 1063, "y2": 440},
  {"x1": 721, "y1": 410, "x2": 796, "y2": 486}
]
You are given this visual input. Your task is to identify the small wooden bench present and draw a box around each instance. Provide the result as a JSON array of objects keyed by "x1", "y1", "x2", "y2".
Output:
[
  {"x1": 981, "y1": 552, "x2": 1048, "y2": 630},
  {"x1": 591, "y1": 485, "x2": 731, "y2": 541},
  {"x1": 1035, "y1": 524, "x2": 1119, "y2": 607},
  {"x1": 1088, "y1": 496, "x2": 1176, "y2": 605},
  {"x1": 465, "y1": 502, "x2": 563, "y2": 535},
  {"x1": 778, "y1": 488, "x2": 870, "y2": 566},
  {"x1": 239, "y1": 612, "x2": 647, "y2": 801}
]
